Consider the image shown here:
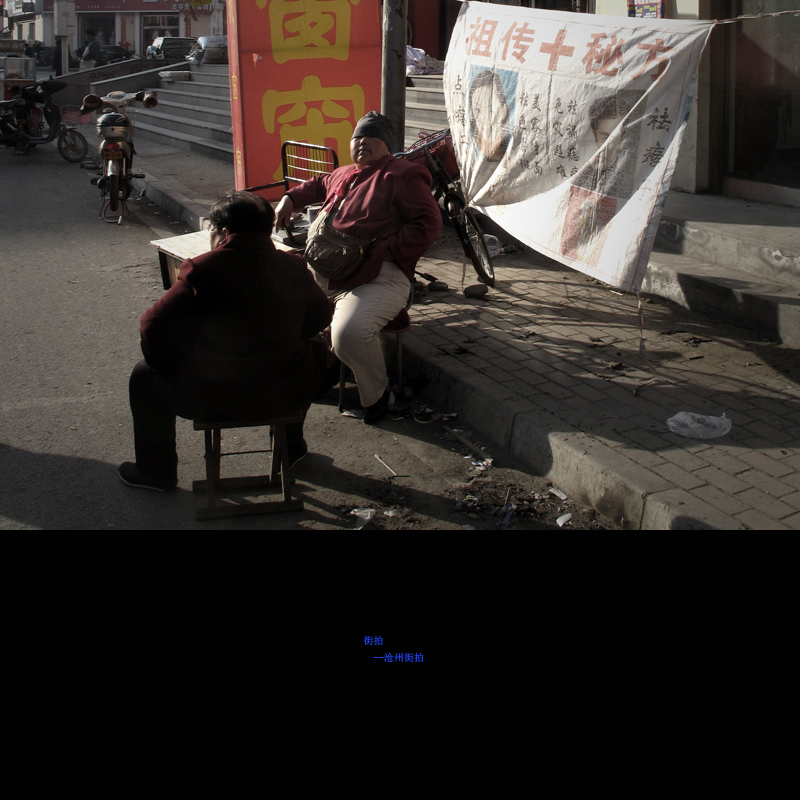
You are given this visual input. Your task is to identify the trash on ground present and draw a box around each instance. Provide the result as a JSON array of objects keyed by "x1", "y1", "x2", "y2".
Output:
[
  {"x1": 350, "y1": 508, "x2": 375, "y2": 529},
  {"x1": 549, "y1": 487, "x2": 568, "y2": 501},
  {"x1": 444, "y1": 425, "x2": 494, "y2": 465},
  {"x1": 464, "y1": 284, "x2": 489, "y2": 299},
  {"x1": 341, "y1": 408, "x2": 364, "y2": 419},
  {"x1": 484, "y1": 234, "x2": 503, "y2": 257},
  {"x1": 428, "y1": 281, "x2": 449, "y2": 292},
  {"x1": 666, "y1": 411, "x2": 731, "y2": 439},
  {"x1": 374, "y1": 453, "x2": 410, "y2": 479},
  {"x1": 556, "y1": 513, "x2": 573, "y2": 527}
]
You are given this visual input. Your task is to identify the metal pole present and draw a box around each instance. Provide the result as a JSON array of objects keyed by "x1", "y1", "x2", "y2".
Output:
[{"x1": 381, "y1": 0, "x2": 407, "y2": 153}]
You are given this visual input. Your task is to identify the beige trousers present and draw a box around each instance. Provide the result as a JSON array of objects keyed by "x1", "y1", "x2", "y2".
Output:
[{"x1": 320, "y1": 262, "x2": 411, "y2": 408}]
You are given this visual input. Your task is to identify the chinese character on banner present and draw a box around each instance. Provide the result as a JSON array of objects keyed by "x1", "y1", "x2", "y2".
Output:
[{"x1": 228, "y1": 0, "x2": 381, "y2": 199}]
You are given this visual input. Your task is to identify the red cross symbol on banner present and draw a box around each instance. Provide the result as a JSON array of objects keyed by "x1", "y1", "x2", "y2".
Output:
[{"x1": 540, "y1": 29, "x2": 574, "y2": 71}]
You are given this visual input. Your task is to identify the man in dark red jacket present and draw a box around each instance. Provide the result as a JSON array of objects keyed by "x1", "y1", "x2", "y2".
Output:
[
  {"x1": 119, "y1": 191, "x2": 333, "y2": 492},
  {"x1": 275, "y1": 112, "x2": 442, "y2": 424}
]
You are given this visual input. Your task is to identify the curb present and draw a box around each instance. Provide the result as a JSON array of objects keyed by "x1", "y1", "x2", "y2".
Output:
[
  {"x1": 133, "y1": 170, "x2": 210, "y2": 232},
  {"x1": 401, "y1": 331, "x2": 744, "y2": 530}
]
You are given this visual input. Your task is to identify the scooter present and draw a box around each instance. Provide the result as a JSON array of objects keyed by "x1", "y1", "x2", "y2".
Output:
[
  {"x1": 80, "y1": 89, "x2": 158, "y2": 223},
  {"x1": 0, "y1": 79, "x2": 88, "y2": 163}
]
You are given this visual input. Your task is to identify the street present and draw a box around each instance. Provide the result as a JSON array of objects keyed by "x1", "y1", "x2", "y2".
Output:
[{"x1": 0, "y1": 141, "x2": 612, "y2": 530}]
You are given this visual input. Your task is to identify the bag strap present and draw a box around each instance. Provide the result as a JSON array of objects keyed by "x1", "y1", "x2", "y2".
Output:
[{"x1": 326, "y1": 163, "x2": 404, "y2": 245}]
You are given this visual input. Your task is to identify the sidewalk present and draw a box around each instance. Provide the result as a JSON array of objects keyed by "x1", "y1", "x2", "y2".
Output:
[{"x1": 131, "y1": 141, "x2": 800, "y2": 530}]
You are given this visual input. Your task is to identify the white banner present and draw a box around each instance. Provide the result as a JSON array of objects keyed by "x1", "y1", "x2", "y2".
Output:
[{"x1": 444, "y1": 2, "x2": 714, "y2": 292}]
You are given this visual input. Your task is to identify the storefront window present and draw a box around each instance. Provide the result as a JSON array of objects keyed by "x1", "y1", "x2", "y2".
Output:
[
  {"x1": 728, "y1": 1, "x2": 800, "y2": 190},
  {"x1": 143, "y1": 15, "x2": 181, "y2": 48},
  {"x1": 81, "y1": 15, "x2": 116, "y2": 47}
]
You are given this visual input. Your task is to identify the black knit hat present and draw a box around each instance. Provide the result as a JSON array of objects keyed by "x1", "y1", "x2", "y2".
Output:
[{"x1": 352, "y1": 111, "x2": 394, "y2": 149}]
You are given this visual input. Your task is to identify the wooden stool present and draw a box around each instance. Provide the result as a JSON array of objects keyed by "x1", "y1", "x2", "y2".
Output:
[{"x1": 192, "y1": 411, "x2": 305, "y2": 520}]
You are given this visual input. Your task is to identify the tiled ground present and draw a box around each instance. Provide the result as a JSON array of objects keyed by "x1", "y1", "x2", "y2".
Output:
[{"x1": 409, "y1": 229, "x2": 800, "y2": 529}]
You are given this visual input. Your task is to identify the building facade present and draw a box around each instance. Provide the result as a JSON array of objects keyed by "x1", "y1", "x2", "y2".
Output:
[
  {"x1": 4, "y1": 1, "x2": 223, "y2": 57},
  {"x1": 410, "y1": 0, "x2": 799, "y2": 206}
]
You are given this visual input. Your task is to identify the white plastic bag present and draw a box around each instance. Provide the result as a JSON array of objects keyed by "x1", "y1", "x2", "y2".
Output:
[{"x1": 666, "y1": 412, "x2": 731, "y2": 439}]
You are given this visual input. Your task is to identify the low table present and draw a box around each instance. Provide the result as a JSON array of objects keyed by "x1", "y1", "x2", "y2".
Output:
[{"x1": 151, "y1": 230, "x2": 297, "y2": 290}]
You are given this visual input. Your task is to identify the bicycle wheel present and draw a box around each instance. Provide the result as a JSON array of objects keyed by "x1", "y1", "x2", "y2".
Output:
[
  {"x1": 464, "y1": 209, "x2": 495, "y2": 286},
  {"x1": 108, "y1": 173, "x2": 120, "y2": 212},
  {"x1": 57, "y1": 128, "x2": 88, "y2": 163}
]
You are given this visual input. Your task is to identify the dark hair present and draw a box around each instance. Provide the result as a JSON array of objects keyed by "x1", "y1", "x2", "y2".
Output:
[
  {"x1": 86, "y1": 29, "x2": 97, "y2": 37},
  {"x1": 208, "y1": 190, "x2": 275, "y2": 235}
]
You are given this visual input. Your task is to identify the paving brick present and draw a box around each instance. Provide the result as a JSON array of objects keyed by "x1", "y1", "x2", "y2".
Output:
[
  {"x1": 737, "y1": 450, "x2": 796, "y2": 478},
  {"x1": 733, "y1": 510, "x2": 793, "y2": 531},
  {"x1": 620, "y1": 446, "x2": 668, "y2": 469},
  {"x1": 618, "y1": 428, "x2": 671, "y2": 451},
  {"x1": 699, "y1": 447, "x2": 751, "y2": 475},
  {"x1": 734, "y1": 469, "x2": 795, "y2": 498},
  {"x1": 777, "y1": 471, "x2": 800, "y2": 491},
  {"x1": 547, "y1": 369, "x2": 583, "y2": 389},
  {"x1": 779, "y1": 492, "x2": 800, "y2": 512},
  {"x1": 694, "y1": 466, "x2": 751, "y2": 494},
  {"x1": 777, "y1": 512, "x2": 800, "y2": 529},
  {"x1": 780, "y1": 454, "x2": 800, "y2": 471},
  {"x1": 539, "y1": 382, "x2": 576, "y2": 400},
  {"x1": 652, "y1": 462, "x2": 708, "y2": 491},
  {"x1": 513, "y1": 367, "x2": 554, "y2": 387},
  {"x1": 691, "y1": 485, "x2": 750, "y2": 516},
  {"x1": 570, "y1": 384, "x2": 611, "y2": 403},
  {"x1": 741, "y1": 421, "x2": 795, "y2": 445},
  {"x1": 734, "y1": 488, "x2": 797, "y2": 520}
]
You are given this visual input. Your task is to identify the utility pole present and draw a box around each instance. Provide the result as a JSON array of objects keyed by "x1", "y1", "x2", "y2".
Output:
[
  {"x1": 381, "y1": 0, "x2": 407, "y2": 153},
  {"x1": 53, "y1": 0, "x2": 76, "y2": 77}
]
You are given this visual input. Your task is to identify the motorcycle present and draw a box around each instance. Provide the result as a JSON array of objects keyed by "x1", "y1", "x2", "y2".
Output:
[
  {"x1": 80, "y1": 89, "x2": 158, "y2": 223},
  {"x1": 0, "y1": 79, "x2": 89, "y2": 163}
]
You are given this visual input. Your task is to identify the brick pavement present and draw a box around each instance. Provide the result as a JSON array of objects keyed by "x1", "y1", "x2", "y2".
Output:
[{"x1": 406, "y1": 229, "x2": 800, "y2": 529}]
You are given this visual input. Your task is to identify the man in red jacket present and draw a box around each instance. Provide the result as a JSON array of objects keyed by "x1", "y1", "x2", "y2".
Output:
[
  {"x1": 275, "y1": 112, "x2": 442, "y2": 424},
  {"x1": 119, "y1": 191, "x2": 333, "y2": 492}
]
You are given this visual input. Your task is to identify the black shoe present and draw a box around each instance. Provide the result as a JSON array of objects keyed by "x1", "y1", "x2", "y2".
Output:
[
  {"x1": 118, "y1": 462, "x2": 177, "y2": 492},
  {"x1": 287, "y1": 440, "x2": 308, "y2": 470},
  {"x1": 363, "y1": 389, "x2": 392, "y2": 425}
]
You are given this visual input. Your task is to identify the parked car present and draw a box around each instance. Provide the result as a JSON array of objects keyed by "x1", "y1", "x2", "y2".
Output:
[
  {"x1": 98, "y1": 45, "x2": 136, "y2": 66},
  {"x1": 145, "y1": 36, "x2": 197, "y2": 60}
]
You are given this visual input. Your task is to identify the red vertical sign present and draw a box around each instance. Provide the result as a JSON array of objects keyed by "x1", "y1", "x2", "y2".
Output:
[{"x1": 228, "y1": 0, "x2": 382, "y2": 200}]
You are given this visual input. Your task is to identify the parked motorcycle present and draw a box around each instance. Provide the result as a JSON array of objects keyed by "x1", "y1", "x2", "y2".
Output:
[
  {"x1": 0, "y1": 79, "x2": 88, "y2": 163},
  {"x1": 80, "y1": 89, "x2": 158, "y2": 223}
]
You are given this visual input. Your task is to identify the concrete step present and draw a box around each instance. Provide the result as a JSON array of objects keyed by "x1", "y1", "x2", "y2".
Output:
[
  {"x1": 134, "y1": 120, "x2": 233, "y2": 162},
  {"x1": 189, "y1": 63, "x2": 230, "y2": 85},
  {"x1": 158, "y1": 78, "x2": 231, "y2": 99},
  {"x1": 150, "y1": 97, "x2": 232, "y2": 126},
  {"x1": 406, "y1": 100, "x2": 448, "y2": 125},
  {"x1": 150, "y1": 86, "x2": 231, "y2": 113},
  {"x1": 136, "y1": 106, "x2": 232, "y2": 145},
  {"x1": 657, "y1": 192, "x2": 800, "y2": 288},
  {"x1": 642, "y1": 250, "x2": 800, "y2": 347},
  {"x1": 406, "y1": 83, "x2": 445, "y2": 106}
]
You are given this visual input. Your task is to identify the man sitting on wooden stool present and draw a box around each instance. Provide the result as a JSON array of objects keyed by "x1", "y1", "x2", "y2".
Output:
[{"x1": 119, "y1": 190, "x2": 333, "y2": 492}]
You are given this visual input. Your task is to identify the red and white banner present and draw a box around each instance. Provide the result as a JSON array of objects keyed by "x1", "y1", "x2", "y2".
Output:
[
  {"x1": 444, "y1": 2, "x2": 714, "y2": 292},
  {"x1": 228, "y1": 0, "x2": 382, "y2": 200}
]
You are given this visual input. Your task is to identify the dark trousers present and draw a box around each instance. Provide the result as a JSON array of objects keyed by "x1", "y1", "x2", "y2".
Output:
[{"x1": 128, "y1": 360, "x2": 305, "y2": 481}]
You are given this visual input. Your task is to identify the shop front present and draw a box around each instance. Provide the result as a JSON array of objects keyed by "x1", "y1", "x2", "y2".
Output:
[{"x1": 41, "y1": 0, "x2": 216, "y2": 56}]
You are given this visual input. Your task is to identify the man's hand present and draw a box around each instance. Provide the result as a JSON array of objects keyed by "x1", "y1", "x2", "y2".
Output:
[{"x1": 274, "y1": 194, "x2": 295, "y2": 232}]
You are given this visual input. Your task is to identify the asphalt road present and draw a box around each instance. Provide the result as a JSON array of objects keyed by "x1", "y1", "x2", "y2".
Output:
[{"x1": 0, "y1": 140, "x2": 617, "y2": 530}]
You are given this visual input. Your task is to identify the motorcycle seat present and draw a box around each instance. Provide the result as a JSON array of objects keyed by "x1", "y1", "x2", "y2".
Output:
[{"x1": 0, "y1": 99, "x2": 24, "y2": 110}]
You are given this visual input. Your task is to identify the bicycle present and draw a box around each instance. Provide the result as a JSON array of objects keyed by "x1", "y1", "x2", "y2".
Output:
[{"x1": 397, "y1": 128, "x2": 495, "y2": 287}]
